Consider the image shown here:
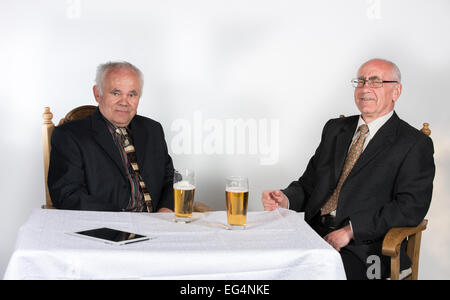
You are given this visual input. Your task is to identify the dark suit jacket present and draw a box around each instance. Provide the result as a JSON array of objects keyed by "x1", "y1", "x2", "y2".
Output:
[
  {"x1": 48, "y1": 108, "x2": 174, "y2": 212},
  {"x1": 282, "y1": 112, "x2": 435, "y2": 277}
]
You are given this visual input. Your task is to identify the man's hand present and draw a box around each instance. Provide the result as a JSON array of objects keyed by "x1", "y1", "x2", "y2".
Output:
[
  {"x1": 157, "y1": 207, "x2": 173, "y2": 213},
  {"x1": 324, "y1": 224, "x2": 354, "y2": 251},
  {"x1": 261, "y1": 190, "x2": 289, "y2": 211}
]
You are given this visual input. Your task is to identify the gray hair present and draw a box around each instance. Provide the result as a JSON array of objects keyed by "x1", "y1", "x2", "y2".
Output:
[
  {"x1": 360, "y1": 58, "x2": 402, "y2": 82},
  {"x1": 95, "y1": 61, "x2": 144, "y2": 96},
  {"x1": 386, "y1": 59, "x2": 402, "y2": 82}
]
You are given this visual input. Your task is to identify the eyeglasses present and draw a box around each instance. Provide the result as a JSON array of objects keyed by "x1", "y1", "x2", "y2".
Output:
[{"x1": 351, "y1": 78, "x2": 399, "y2": 88}]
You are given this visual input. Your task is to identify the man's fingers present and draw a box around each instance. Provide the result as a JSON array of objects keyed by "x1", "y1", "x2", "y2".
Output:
[
  {"x1": 262, "y1": 190, "x2": 273, "y2": 199},
  {"x1": 323, "y1": 230, "x2": 348, "y2": 252},
  {"x1": 262, "y1": 190, "x2": 277, "y2": 211},
  {"x1": 324, "y1": 234, "x2": 338, "y2": 251},
  {"x1": 262, "y1": 190, "x2": 288, "y2": 210},
  {"x1": 270, "y1": 191, "x2": 284, "y2": 203},
  {"x1": 263, "y1": 190, "x2": 279, "y2": 203}
]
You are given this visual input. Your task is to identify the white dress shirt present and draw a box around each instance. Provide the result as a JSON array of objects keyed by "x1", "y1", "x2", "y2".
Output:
[{"x1": 351, "y1": 110, "x2": 393, "y2": 152}]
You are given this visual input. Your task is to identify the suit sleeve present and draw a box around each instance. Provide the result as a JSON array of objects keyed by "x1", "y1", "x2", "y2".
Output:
[
  {"x1": 350, "y1": 135, "x2": 435, "y2": 243},
  {"x1": 155, "y1": 124, "x2": 174, "y2": 211},
  {"x1": 48, "y1": 127, "x2": 118, "y2": 211},
  {"x1": 282, "y1": 120, "x2": 332, "y2": 212}
]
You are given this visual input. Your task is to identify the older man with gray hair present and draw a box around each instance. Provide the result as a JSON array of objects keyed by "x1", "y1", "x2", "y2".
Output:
[
  {"x1": 48, "y1": 61, "x2": 174, "y2": 212},
  {"x1": 262, "y1": 58, "x2": 435, "y2": 279}
]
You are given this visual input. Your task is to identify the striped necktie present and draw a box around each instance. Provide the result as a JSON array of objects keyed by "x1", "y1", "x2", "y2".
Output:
[
  {"x1": 321, "y1": 124, "x2": 369, "y2": 216},
  {"x1": 115, "y1": 128, "x2": 153, "y2": 213}
]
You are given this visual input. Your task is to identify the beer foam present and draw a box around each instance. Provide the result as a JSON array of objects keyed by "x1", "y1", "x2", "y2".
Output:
[
  {"x1": 174, "y1": 180, "x2": 195, "y2": 190},
  {"x1": 225, "y1": 187, "x2": 249, "y2": 193}
]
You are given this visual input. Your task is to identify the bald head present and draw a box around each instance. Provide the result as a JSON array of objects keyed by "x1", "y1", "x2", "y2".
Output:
[{"x1": 358, "y1": 58, "x2": 402, "y2": 83}]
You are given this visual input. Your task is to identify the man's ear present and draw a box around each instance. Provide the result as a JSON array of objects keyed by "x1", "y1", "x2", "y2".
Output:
[
  {"x1": 93, "y1": 85, "x2": 101, "y2": 103},
  {"x1": 392, "y1": 83, "x2": 402, "y2": 103}
]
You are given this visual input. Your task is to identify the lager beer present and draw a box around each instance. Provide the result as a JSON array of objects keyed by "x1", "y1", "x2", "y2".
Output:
[
  {"x1": 226, "y1": 187, "x2": 249, "y2": 227},
  {"x1": 225, "y1": 176, "x2": 249, "y2": 230},
  {"x1": 173, "y1": 169, "x2": 195, "y2": 223}
]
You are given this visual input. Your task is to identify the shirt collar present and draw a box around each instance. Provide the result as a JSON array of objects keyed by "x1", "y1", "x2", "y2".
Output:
[
  {"x1": 99, "y1": 111, "x2": 130, "y2": 133},
  {"x1": 356, "y1": 110, "x2": 394, "y2": 137}
]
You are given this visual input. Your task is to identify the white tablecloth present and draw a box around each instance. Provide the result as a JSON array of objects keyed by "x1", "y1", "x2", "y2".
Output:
[{"x1": 4, "y1": 208, "x2": 346, "y2": 280}]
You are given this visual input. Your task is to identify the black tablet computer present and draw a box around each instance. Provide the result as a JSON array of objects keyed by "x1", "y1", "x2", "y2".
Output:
[{"x1": 67, "y1": 227, "x2": 150, "y2": 245}]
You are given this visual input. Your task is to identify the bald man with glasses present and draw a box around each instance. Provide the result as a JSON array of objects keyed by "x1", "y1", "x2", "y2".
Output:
[{"x1": 262, "y1": 59, "x2": 435, "y2": 279}]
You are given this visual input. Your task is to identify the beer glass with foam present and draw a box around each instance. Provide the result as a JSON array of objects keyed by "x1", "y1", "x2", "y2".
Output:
[
  {"x1": 173, "y1": 169, "x2": 195, "y2": 223},
  {"x1": 225, "y1": 176, "x2": 249, "y2": 230}
]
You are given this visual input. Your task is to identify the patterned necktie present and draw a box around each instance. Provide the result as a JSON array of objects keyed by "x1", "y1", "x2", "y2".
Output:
[
  {"x1": 115, "y1": 128, "x2": 153, "y2": 213},
  {"x1": 321, "y1": 124, "x2": 369, "y2": 216}
]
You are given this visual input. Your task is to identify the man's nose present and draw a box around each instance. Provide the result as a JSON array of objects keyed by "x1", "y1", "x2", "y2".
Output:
[
  {"x1": 118, "y1": 94, "x2": 129, "y2": 104},
  {"x1": 361, "y1": 80, "x2": 372, "y2": 91}
]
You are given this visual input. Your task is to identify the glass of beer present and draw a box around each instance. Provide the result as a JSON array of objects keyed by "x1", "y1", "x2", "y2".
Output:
[
  {"x1": 173, "y1": 169, "x2": 195, "y2": 223},
  {"x1": 225, "y1": 176, "x2": 249, "y2": 230}
]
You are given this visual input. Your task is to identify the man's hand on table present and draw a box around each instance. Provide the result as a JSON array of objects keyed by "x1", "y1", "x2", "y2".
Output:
[
  {"x1": 157, "y1": 208, "x2": 173, "y2": 213},
  {"x1": 262, "y1": 190, "x2": 289, "y2": 210},
  {"x1": 261, "y1": 190, "x2": 353, "y2": 252}
]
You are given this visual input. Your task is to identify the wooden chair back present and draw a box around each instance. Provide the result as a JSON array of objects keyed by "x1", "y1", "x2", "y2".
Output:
[{"x1": 42, "y1": 106, "x2": 97, "y2": 208}]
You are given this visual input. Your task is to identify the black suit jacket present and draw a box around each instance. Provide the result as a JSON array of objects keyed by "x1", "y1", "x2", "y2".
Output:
[
  {"x1": 48, "y1": 108, "x2": 174, "y2": 212},
  {"x1": 282, "y1": 112, "x2": 435, "y2": 276}
]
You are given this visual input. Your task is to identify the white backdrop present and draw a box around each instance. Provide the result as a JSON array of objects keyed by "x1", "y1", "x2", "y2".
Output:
[{"x1": 1, "y1": 0, "x2": 449, "y2": 279}]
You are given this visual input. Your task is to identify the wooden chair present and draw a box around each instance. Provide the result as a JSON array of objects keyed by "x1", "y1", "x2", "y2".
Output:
[
  {"x1": 339, "y1": 115, "x2": 430, "y2": 280},
  {"x1": 382, "y1": 220, "x2": 427, "y2": 280},
  {"x1": 42, "y1": 106, "x2": 213, "y2": 212}
]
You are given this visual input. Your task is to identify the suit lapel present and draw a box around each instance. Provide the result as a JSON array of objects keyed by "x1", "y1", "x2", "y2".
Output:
[
  {"x1": 90, "y1": 109, "x2": 127, "y2": 178},
  {"x1": 347, "y1": 112, "x2": 399, "y2": 179},
  {"x1": 129, "y1": 117, "x2": 147, "y2": 171},
  {"x1": 333, "y1": 118, "x2": 358, "y2": 183}
]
